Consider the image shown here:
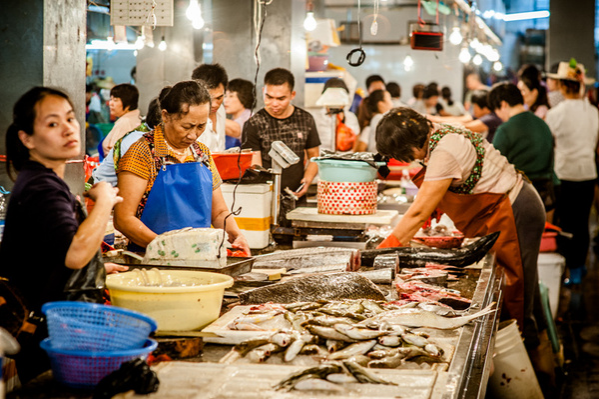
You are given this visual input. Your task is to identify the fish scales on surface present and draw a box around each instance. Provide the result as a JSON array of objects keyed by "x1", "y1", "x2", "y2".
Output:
[
  {"x1": 254, "y1": 248, "x2": 361, "y2": 271},
  {"x1": 361, "y1": 231, "x2": 500, "y2": 267},
  {"x1": 239, "y1": 273, "x2": 386, "y2": 305}
]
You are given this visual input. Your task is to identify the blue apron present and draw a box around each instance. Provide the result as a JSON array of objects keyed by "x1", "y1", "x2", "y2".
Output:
[{"x1": 140, "y1": 156, "x2": 213, "y2": 235}]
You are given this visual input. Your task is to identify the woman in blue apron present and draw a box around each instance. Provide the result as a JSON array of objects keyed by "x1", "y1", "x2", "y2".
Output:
[{"x1": 114, "y1": 81, "x2": 250, "y2": 255}]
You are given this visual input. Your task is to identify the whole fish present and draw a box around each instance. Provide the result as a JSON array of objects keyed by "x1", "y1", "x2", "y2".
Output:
[
  {"x1": 361, "y1": 303, "x2": 496, "y2": 330},
  {"x1": 361, "y1": 231, "x2": 500, "y2": 267},
  {"x1": 319, "y1": 308, "x2": 367, "y2": 321},
  {"x1": 333, "y1": 324, "x2": 389, "y2": 341},
  {"x1": 378, "y1": 335, "x2": 402, "y2": 347},
  {"x1": 239, "y1": 273, "x2": 386, "y2": 305},
  {"x1": 273, "y1": 364, "x2": 344, "y2": 391},
  {"x1": 299, "y1": 344, "x2": 327, "y2": 356},
  {"x1": 424, "y1": 343, "x2": 444, "y2": 357},
  {"x1": 345, "y1": 354, "x2": 371, "y2": 367},
  {"x1": 326, "y1": 339, "x2": 346, "y2": 353},
  {"x1": 328, "y1": 340, "x2": 377, "y2": 360},
  {"x1": 327, "y1": 373, "x2": 358, "y2": 384},
  {"x1": 254, "y1": 247, "x2": 360, "y2": 268},
  {"x1": 305, "y1": 325, "x2": 356, "y2": 343},
  {"x1": 270, "y1": 331, "x2": 293, "y2": 347},
  {"x1": 361, "y1": 299, "x2": 386, "y2": 315},
  {"x1": 368, "y1": 352, "x2": 404, "y2": 369},
  {"x1": 304, "y1": 315, "x2": 355, "y2": 328},
  {"x1": 342, "y1": 360, "x2": 397, "y2": 385},
  {"x1": 284, "y1": 336, "x2": 306, "y2": 362},
  {"x1": 401, "y1": 333, "x2": 429, "y2": 348}
]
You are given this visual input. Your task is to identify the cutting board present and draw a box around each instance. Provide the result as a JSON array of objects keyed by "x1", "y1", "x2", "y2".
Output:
[{"x1": 287, "y1": 207, "x2": 399, "y2": 225}]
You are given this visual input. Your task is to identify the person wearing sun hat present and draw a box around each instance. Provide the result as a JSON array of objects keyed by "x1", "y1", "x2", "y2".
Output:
[{"x1": 545, "y1": 59, "x2": 599, "y2": 285}]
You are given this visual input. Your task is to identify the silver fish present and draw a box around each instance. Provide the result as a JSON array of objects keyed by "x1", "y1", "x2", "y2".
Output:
[
  {"x1": 343, "y1": 360, "x2": 397, "y2": 385},
  {"x1": 401, "y1": 333, "x2": 429, "y2": 348},
  {"x1": 361, "y1": 299, "x2": 386, "y2": 315},
  {"x1": 287, "y1": 264, "x2": 348, "y2": 274},
  {"x1": 368, "y1": 352, "x2": 404, "y2": 368},
  {"x1": 326, "y1": 339, "x2": 346, "y2": 353},
  {"x1": 304, "y1": 315, "x2": 355, "y2": 328},
  {"x1": 417, "y1": 302, "x2": 461, "y2": 317},
  {"x1": 293, "y1": 378, "x2": 345, "y2": 392},
  {"x1": 378, "y1": 335, "x2": 402, "y2": 347},
  {"x1": 234, "y1": 311, "x2": 282, "y2": 324},
  {"x1": 333, "y1": 324, "x2": 389, "y2": 341},
  {"x1": 424, "y1": 343, "x2": 444, "y2": 357},
  {"x1": 362, "y1": 303, "x2": 496, "y2": 329},
  {"x1": 273, "y1": 363, "x2": 344, "y2": 391},
  {"x1": 284, "y1": 337, "x2": 306, "y2": 362},
  {"x1": 327, "y1": 373, "x2": 358, "y2": 384},
  {"x1": 270, "y1": 331, "x2": 293, "y2": 347},
  {"x1": 300, "y1": 344, "x2": 328, "y2": 356},
  {"x1": 305, "y1": 325, "x2": 356, "y2": 343},
  {"x1": 328, "y1": 340, "x2": 377, "y2": 360}
]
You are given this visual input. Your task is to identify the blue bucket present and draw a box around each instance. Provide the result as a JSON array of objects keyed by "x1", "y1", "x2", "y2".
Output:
[{"x1": 313, "y1": 159, "x2": 385, "y2": 182}]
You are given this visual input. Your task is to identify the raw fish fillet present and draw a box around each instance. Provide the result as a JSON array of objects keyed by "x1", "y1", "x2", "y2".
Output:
[{"x1": 239, "y1": 273, "x2": 386, "y2": 305}]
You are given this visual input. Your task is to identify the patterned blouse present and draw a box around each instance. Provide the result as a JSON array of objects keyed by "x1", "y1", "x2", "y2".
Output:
[{"x1": 117, "y1": 123, "x2": 222, "y2": 217}]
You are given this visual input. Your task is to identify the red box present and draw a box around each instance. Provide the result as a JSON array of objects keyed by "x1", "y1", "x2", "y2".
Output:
[{"x1": 212, "y1": 152, "x2": 253, "y2": 180}]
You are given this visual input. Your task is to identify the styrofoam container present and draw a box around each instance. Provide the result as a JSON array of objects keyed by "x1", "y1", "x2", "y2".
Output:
[
  {"x1": 313, "y1": 158, "x2": 386, "y2": 182},
  {"x1": 538, "y1": 253, "x2": 565, "y2": 319},
  {"x1": 221, "y1": 183, "x2": 272, "y2": 249},
  {"x1": 106, "y1": 270, "x2": 234, "y2": 331},
  {"x1": 489, "y1": 320, "x2": 543, "y2": 399}
]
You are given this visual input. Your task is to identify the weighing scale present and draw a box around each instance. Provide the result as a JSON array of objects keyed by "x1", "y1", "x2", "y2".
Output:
[{"x1": 286, "y1": 207, "x2": 400, "y2": 249}]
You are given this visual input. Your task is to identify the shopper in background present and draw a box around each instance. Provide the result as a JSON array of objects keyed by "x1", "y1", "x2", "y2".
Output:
[
  {"x1": 242, "y1": 68, "x2": 320, "y2": 201},
  {"x1": 412, "y1": 84, "x2": 441, "y2": 115},
  {"x1": 101, "y1": 83, "x2": 141, "y2": 155},
  {"x1": 439, "y1": 86, "x2": 466, "y2": 116},
  {"x1": 463, "y1": 72, "x2": 490, "y2": 112},
  {"x1": 386, "y1": 82, "x2": 406, "y2": 108},
  {"x1": 191, "y1": 63, "x2": 230, "y2": 152},
  {"x1": 545, "y1": 60, "x2": 599, "y2": 285},
  {"x1": 224, "y1": 78, "x2": 255, "y2": 149},
  {"x1": 407, "y1": 83, "x2": 425, "y2": 107},
  {"x1": 518, "y1": 64, "x2": 550, "y2": 119},
  {"x1": 0, "y1": 87, "x2": 126, "y2": 383},
  {"x1": 355, "y1": 89, "x2": 394, "y2": 152},
  {"x1": 92, "y1": 86, "x2": 170, "y2": 186},
  {"x1": 310, "y1": 78, "x2": 359, "y2": 152},
  {"x1": 489, "y1": 82, "x2": 556, "y2": 214},
  {"x1": 546, "y1": 63, "x2": 565, "y2": 108}
]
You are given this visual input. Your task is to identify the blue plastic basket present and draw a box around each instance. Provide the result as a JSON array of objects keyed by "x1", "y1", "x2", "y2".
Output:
[
  {"x1": 41, "y1": 338, "x2": 157, "y2": 390},
  {"x1": 42, "y1": 302, "x2": 157, "y2": 351}
]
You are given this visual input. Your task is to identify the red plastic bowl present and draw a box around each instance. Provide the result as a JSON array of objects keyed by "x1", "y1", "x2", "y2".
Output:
[
  {"x1": 212, "y1": 152, "x2": 253, "y2": 180},
  {"x1": 412, "y1": 234, "x2": 465, "y2": 249}
]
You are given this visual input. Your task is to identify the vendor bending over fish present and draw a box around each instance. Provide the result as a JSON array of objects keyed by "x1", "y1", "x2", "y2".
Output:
[
  {"x1": 375, "y1": 108, "x2": 547, "y2": 362},
  {"x1": 114, "y1": 80, "x2": 250, "y2": 255}
]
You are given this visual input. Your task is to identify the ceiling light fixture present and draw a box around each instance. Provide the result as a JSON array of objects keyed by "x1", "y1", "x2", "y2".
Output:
[
  {"x1": 449, "y1": 27, "x2": 463, "y2": 45},
  {"x1": 304, "y1": 0, "x2": 317, "y2": 31},
  {"x1": 459, "y1": 46, "x2": 471, "y2": 63},
  {"x1": 186, "y1": 0, "x2": 205, "y2": 30},
  {"x1": 472, "y1": 54, "x2": 483, "y2": 65},
  {"x1": 502, "y1": 10, "x2": 549, "y2": 22},
  {"x1": 403, "y1": 55, "x2": 414, "y2": 71},
  {"x1": 158, "y1": 36, "x2": 167, "y2": 51}
]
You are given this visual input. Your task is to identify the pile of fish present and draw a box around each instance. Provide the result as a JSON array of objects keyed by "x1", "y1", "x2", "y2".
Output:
[
  {"x1": 220, "y1": 299, "x2": 495, "y2": 370},
  {"x1": 361, "y1": 231, "x2": 500, "y2": 268}
]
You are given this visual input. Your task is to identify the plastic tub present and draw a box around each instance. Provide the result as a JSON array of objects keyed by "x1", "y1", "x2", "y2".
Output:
[
  {"x1": 106, "y1": 270, "x2": 234, "y2": 331},
  {"x1": 537, "y1": 253, "x2": 566, "y2": 319},
  {"x1": 540, "y1": 231, "x2": 558, "y2": 252},
  {"x1": 42, "y1": 301, "x2": 157, "y2": 351},
  {"x1": 212, "y1": 152, "x2": 254, "y2": 180},
  {"x1": 313, "y1": 159, "x2": 386, "y2": 183},
  {"x1": 41, "y1": 338, "x2": 157, "y2": 390}
]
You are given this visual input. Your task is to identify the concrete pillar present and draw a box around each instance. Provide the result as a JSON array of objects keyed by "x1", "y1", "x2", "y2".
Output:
[
  {"x1": 136, "y1": 0, "x2": 199, "y2": 115},
  {"x1": 0, "y1": 0, "x2": 86, "y2": 193},
  {"x1": 212, "y1": 0, "x2": 307, "y2": 108},
  {"x1": 548, "y1": 0, "x2": 596, "y2": 78}
]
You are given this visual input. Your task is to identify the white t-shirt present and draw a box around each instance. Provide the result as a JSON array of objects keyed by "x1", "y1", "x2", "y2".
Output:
[
  {"x1": 311, "y1": 107, "x2": 360, "y2": 152},
  {"x1": 199, "y1": 104, "x2": 226, "y2": 152},
  {"x1": 545, "y1": 99, "x2": 599, "y2": 181},
  {"x1": 359, "y1": 113, "x2": 384, "y2": 153},
  {"x1": 438, "y1": 98, "x2": 466, "y2": 116},
  {"x1": 424, "y1": 132, "x2": 523, "y2": 203}
]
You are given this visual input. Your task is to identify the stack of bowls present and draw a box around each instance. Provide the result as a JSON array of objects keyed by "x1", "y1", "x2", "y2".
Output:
[{"x1": 40, "y1": 301, "x2": 158, "y2": 389}]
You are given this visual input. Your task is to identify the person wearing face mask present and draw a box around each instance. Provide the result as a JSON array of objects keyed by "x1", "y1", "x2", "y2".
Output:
[
  {"x1": 354, "y1": 89, "x2": 394, "y2": 153},
  {"x1": 375, "y1": 108, "x2": 548, "y2": 370},
  {"x1": 114, "y1": 81, "x2": 250, "y2": 255},
  {"x1": 0, "y1": 87, "x2": 127, "y2": 383},
  {"x1": 101, "y1": 83, "x2": 142, "y2": 155}
]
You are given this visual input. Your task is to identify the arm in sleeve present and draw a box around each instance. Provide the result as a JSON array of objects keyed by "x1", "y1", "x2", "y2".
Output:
[
  {"x1": 241, "y1": 119, "x2": 261, "y2": 151},
  {"x1": 492, "y1": 125, "x2": 510, "y2": 156}
]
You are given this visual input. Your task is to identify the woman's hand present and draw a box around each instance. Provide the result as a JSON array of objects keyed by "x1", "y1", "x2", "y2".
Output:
[
  {"x1": 104, "y1": 262, "x2": 129, "y2": 274},
  {"x1": 85, "y1": 181, "x2": 123, "y2": 207},
  {"x1": 230, "y1": 234, "x2": 251, "y2": 257}
]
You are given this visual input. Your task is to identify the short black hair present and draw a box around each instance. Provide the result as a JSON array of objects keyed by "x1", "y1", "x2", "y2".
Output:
[
  {"x1": 365, "y1": 89, "x2": 387, "y2": 114},
  {"x1": 386, "y1": 82, "x2": 401, "y2": 98},
  {"x1": 559, "y1": 79, "x2": 581, "y2": 95},
  {"x1": 366, "y1": 75, "x2": 385, "y2": 90},
  {"x1": 488, "y1": 82, "x2": 524, "y2": 111},
  {"x1": 422, "y1": 85, "x2": 439, "y2": 100},
  {"x1": 228, "y1": 78, "x2": 255, "y2": 109},
  {"x1": 264, "y1": 68, "x2": 295, "y2": 90},
  {"x1": 145, "y1": 98, "x2": 162, "y2": 129},
  {"x1": 470, "y1": 89, "x2": 490, "y2": 109},
  {"x1": 441, "y1": 86, "x2": 453, "y2": 106},
  {"x1": 160, "y1": 80, "x2": 211, "y2": 116},
  {"x1": 376, "y1": 107, "x2": 433, "y2": 162},
  {"x1": 412, "y1": 84, "x2": 425, "y2": 98},
  {"x1": 110, "y1": 83, "x2": 139, "y2": 111},
  {"x1": 323, "y1": 78, "x2": 349, "y2": 94},
  {"x1": 191, "y1": 63, "x2": 228, "y2": 90}
]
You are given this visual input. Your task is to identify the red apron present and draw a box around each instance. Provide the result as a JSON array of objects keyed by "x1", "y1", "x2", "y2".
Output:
[{"x1": 412, "y1": 168, "x2": 525, "y2": 328}]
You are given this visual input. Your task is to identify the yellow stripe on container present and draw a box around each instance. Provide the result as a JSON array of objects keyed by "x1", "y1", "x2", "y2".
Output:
[{"x1": 234, "y1": 217, "x2": 273, "y2": 231}]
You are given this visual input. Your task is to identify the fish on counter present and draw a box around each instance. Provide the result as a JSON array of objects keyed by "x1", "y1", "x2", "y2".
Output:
[
  {"x1": 238, "y1": 273, "x2": 386, "y2": 305},
  {"x1": 361, "y1": 231, "x2": 500, "y2": 268},
  {"x1": 253, "y1": 247, "x2": 361, "y2": 271}
]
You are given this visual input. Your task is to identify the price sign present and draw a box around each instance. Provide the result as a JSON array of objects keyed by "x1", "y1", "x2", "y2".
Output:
[{"x1": 111, "y1": 0, "x2": 174, "y2": 27}]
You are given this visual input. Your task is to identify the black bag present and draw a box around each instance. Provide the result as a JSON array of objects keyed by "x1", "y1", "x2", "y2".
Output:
[
  {"x1": 64, "y1": 201, "x2": 107, "y2": 303},
  {"x1": 0, "y1": 277, "x2": 43, "y2": 342},
  {"x1": 531, "y1": 178, "x2": 556, "y2": 212}
]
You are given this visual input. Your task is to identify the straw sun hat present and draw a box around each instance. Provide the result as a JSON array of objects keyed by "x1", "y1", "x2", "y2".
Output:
[{"x1": 546, "y1": 58, "x2": 595, "y2": 85}]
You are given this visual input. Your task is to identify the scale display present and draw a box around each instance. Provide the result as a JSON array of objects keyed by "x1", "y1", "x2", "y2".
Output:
[{"x1": 110, "y1": 0, "x2": 174, "y2": 26}]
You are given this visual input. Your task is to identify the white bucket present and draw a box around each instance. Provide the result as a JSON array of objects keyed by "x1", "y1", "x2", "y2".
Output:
[
  {"x1": 488, "y1": 320, "x2": 544, "y2": 399},
  {"x1": 537, "y1": 253, "x2": 565, "y2": 319}
]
